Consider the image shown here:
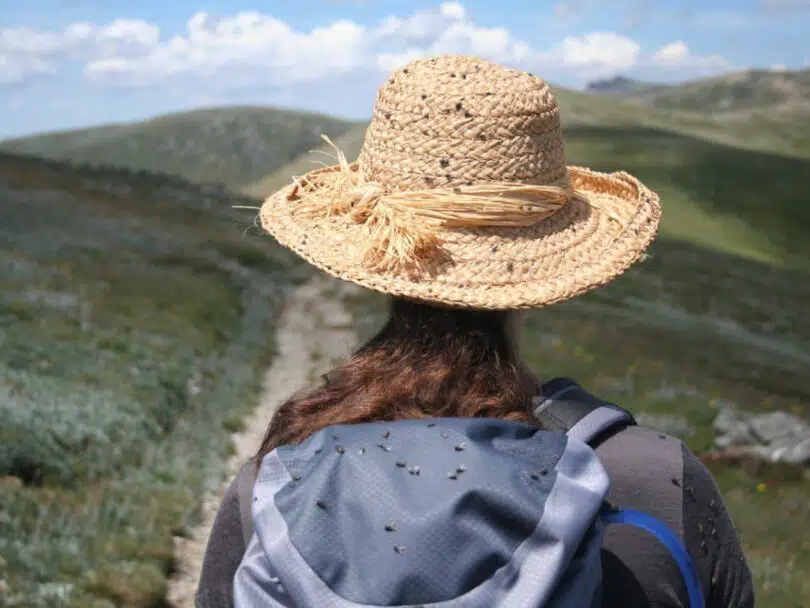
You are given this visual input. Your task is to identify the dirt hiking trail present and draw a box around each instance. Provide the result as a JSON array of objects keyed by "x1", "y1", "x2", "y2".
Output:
[{"x1": 167, "y1": 275, "x2": 359, "y2": 607}]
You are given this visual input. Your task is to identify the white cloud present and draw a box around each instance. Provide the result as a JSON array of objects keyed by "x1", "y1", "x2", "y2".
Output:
[
  {"x1": 0, "y1": 53, "x2": 52, "y2": 84},
  {"x1": 548, "y1": 32, "x2": 640, "y2": 71},
  {"x1": 440, "y1": 1, "x2": 467, "y2": 20},
  {"x1": 372, "y1": 21, "x2": 639, "y2": 85},
  {"x1": 649, "y1": 40, "x2": 731, "y2": 77},
  {"x1": 0, "y1": 18, "x2": 158, "y2": 84},
  {"x1": 373, "y1": 5, "x2": 531, "y2": 71},
  {"x1": 0, "y1": 2, "x2": 733, "y2": 93},
  {"x1": 0, "y1": 20, "x2": 159, "y2": 59},
  {"x1": 628, "y1": 39, "x2": 734, "y2": 83},
  {"x1": 652, "y1": 40, "x2": 689, "y2": 65},
  {"x1": 376, "y1": 48, "x2": 428, "y2": 73},
  {"x1": 85, "y1": 11, "x2": 370, "y2": 87},
  {"x1": 363, "y1": 3, "x2": 462, "y2": 44}
]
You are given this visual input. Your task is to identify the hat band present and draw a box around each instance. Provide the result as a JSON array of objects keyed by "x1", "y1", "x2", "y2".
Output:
[{"x1": 285, "y1": 136, "x2": 616, "y2": 276}]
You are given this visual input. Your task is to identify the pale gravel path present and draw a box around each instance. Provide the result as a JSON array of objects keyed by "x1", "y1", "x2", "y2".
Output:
[{"x1": 167, "y1": 275, "x2": 359, "y2": 607}]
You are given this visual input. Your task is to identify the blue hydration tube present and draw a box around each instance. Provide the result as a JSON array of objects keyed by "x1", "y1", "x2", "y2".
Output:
[{"x1": 601, "y1": 508, "x2": 706, "y2": 608}]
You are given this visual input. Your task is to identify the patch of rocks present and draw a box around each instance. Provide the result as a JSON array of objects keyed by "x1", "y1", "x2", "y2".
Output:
[{"x1": 714, "y1": 406, "x2": 810, "y2": 465}]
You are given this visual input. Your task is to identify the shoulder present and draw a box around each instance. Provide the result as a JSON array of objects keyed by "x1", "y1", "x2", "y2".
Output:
[
  {"x1": 218, "y1": 461, "x2": 254, "y2": 527},
  {"x1": 594, "y1": 425, "x2": 754, "y2": 608},
  {"x1": 595, "y1": 426, "x2": 688, "y2": 606},
  {"x1": 195, "y1": 462, "x2": 256, "y2": 608},
  {"x1": 596, "y1": 424, "x2": 686, "y2": 508}
]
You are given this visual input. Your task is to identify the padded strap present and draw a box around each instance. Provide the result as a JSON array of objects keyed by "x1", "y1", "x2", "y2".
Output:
[
  {"x1": 533, "y1": 377, "x2": 636, "y2": 446},
  {"x1": 602, "y1": 508, "x2": 706, "y2": 608},
  {"x1": 236, "y1": 463, "x2": 258, "y2": 547},
  {"x1": 566, "y1": 406, "x2": 636, "y2": 445}
]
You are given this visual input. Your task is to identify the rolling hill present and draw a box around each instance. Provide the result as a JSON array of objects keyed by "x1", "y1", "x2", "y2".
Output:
[
  {"x1": 247, "y1": 80, "x2": 810, "y2": 204},
  {"x1": 0, "y1": 151, "x2": 309, "y2": 605},
  {"x1": 5, "y1": 71, "x2": 810, "y2": 198},
  {"x1": 243, "y1": 123, "x2": 368, "y2": 200},
  {"x1": 583, "y1": 68, "x2": 810, "y2": 158},
  {"x1": 585, "y1": 75, "x2": 673, "y2": 98},
  {"x1": 245, "y1": 81, "x2": 810, "y2": 197},
  {"x1": 601, "y1": 68, "x2": 810, "y2": 114},
  {"x1": 0, "y1": 106, "x2": 359, "y2": 191},
  {"x1": 245, "y1": 89, "x2": 810, "y2": 272}
]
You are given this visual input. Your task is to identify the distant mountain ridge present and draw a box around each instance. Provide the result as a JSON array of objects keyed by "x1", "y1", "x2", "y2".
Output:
[
  {"x1": 585, "y1": 76, "x2": 673, "y2": 98},
  {"x1": 0, "y1": 106, "x2": 360, "y2": 191},
  {"x1": 586, "y1": 67, "x2": 810, "y2": 114}
]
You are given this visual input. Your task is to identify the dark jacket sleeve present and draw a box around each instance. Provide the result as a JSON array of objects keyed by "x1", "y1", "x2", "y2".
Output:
[
  {"x1": 194, "y1": 466, "x2": 250, "y2": 608},
  {"x1": 597, "y1": 426, "x2": 754, "y2": 608},
  {"x1": 681, "y1": 443, "x2": 755, "y2": 608}
]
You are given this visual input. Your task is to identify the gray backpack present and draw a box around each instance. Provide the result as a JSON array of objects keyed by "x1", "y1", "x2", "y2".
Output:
[{"x1": 233, "y1": 378, "x2": 704, "y2": 607}]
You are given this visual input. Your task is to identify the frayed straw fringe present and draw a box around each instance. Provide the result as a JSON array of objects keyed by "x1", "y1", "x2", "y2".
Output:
[{"x1": 283, "y1": 135, "x2": 622, "y2": 274}]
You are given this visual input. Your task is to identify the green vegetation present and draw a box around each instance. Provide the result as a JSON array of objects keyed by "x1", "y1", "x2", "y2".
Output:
[
  {"x1": 0, "y1": 106, "x2": 359, "y2": 191},
  {"x1": 0, "y1": 153, "x2": 308, "y2": 606},
  {"x1": 244, "y1": 88, "x2": 810, "y2": 202},
  {"x1": 3, "y1": 66, "x2": 810, "y2": 606},
  {"x1": 557, "y1": 88, "x2": 810, "y2": 160},
  {"x1": 545, "y1": 109, "x2": 810, "y2": 606},
  {"x1": 582, "y1": 68, "x2": 810, "y2": 160},
  {"x1": 617, "y1": 68, "x2": 810, "y2": 113},
  {"x1": 563, "y1": 125, "x2": 810, "y2": 267},
  {"x1": 6, "y1": 73, "x2": 809, "y2": 206},
  {"x1": 245, "y1": 113, "x2": 810, "y2": 271},
  {"x1": 242, "y1": 125, "x2": 367, "y2": 200},
  {"x1": 343, "y1": 237, "x2": 810, "y2": 608}
]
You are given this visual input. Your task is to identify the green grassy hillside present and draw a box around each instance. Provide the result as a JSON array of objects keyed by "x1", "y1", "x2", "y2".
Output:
[
  {"x1": 557, "y1": 85, "x2": 810, "y2": 159},
  {"x1": 0, "y1": 107, "x2": 359, "y2": 191},
  {"x1": 563, "y1": 125, "x2": 810, "y2": 267},
  {"x1": 5, "y1": 77, "x2": 810, "y2": 200},
  {"x1": 582, "y1": 69, "x2": 810, "y2": 159},
  {"x1": 619, "y1": 68, "x2": 810, "y2": 113},
  {"x1": 0, "y1": 153, "x2": 308, "y2": 606},
  {"x1": 243, "y1": 124, "x2": 367, "y2": 200},
  {"x1": 245, "y1": 102, "x2": 810, "y2": 270}
]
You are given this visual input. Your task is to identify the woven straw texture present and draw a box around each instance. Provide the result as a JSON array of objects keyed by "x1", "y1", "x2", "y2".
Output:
[{"x1": 260, "y1": 55, "x2": 661, "y2": 310}]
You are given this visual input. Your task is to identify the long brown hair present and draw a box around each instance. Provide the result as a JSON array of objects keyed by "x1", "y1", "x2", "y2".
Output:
[{"x1": 256, "y1": 297, "x2": 538, "y2": 459}]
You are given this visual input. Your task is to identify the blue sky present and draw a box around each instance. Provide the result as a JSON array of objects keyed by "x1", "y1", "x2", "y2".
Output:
[{"x1": 1, "y1": 0, "x2": 809, "y2": 138}]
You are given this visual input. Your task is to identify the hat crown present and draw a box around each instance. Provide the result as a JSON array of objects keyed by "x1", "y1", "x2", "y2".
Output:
[{"x1": 357, "y1": 55, "x2": 567, "y2": 192}]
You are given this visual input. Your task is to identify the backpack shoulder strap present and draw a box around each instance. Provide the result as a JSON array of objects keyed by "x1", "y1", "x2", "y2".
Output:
[
  {"x1": 602, "y1": 507, "x2": 706, "y2": 608},
  {"x1": 536, "y1": 381, "x2": 705, "y2": 608},
  {"x1": 235, "y1": 462, "x2": 258, "y2": 547},
  {"x1": 533, "y1": 377, "x2": 636, "y2": 446}
]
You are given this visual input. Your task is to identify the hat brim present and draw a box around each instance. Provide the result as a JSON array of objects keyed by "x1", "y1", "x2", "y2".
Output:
[{"x1": 259, "y1": 165, "x2": 661, "y2": 310}]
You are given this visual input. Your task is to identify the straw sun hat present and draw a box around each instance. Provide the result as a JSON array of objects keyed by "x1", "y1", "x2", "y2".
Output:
[{"x1": 260, "y1": 55, "x2": 661, "y2": 310}]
